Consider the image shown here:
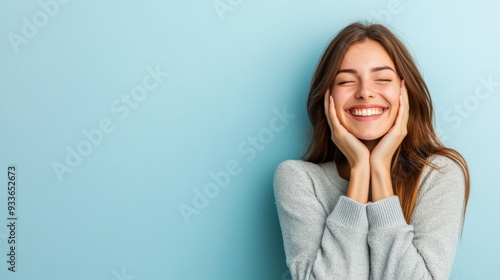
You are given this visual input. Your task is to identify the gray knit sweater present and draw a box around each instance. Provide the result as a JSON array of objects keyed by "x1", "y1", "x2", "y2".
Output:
[{"x1": 273, "y1": 154, "x2": 466, "y2": 280}]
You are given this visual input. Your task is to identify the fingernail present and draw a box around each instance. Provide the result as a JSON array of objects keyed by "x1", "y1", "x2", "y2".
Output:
[{"x1": 329, "y1": 95, "x2": 332, "y2": 102}]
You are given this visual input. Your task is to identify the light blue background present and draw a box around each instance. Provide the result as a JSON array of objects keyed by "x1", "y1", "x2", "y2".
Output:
[{"x1": 0, "y1": 0, "x2": 498, "y2": 279}]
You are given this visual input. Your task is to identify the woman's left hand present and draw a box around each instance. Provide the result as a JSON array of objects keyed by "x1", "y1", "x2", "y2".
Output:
[{"x1": 370, "y1": 79, "x2": 409, "y2": 170}]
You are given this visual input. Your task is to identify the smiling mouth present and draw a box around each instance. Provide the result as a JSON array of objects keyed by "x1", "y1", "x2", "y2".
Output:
[{"x1": 347, "y1": 107, "x2": 388, "y2": 117}]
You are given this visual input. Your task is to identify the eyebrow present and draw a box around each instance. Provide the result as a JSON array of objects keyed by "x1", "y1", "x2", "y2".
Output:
[{"x1": 337, "y1": 66, "x2": 395, "y2": 75}]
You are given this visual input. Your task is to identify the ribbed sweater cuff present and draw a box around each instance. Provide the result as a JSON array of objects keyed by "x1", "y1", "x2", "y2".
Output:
[
  {"x1": 327, "y1": 195, "x2": 368, "y2": 229},
  {"x1": 366, "y1": 195, "x2": 407, "y2": 230}
]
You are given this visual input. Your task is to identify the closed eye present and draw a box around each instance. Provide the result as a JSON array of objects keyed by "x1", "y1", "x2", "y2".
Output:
[
  {"x1": 338, "y1": 81, "x2": 354, "y2": 85},
  {"x1": 339, "y1": 79, "x2": 391, "y2": 85}
]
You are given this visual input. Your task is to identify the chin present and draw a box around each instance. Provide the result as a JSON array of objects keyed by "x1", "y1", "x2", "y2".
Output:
[
  {"x1": 357, "y1": 135, "x2": 383, "y2": 141},
  {"x1": 352, "y1": 129, "x2": 386, "y2": 141}
]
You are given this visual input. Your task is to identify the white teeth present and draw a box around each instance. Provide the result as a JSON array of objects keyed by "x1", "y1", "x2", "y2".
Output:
[{"x1": 350, "y1": 108, "x2": 384, "y2": 116}]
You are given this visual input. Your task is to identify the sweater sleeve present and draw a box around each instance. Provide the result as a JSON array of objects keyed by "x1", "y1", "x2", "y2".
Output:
[
  {"x1": 273, "y1": 160, "x2": 370, "y2": 280},
  {"x1": 366, "y1": 156, "x2": 466, "y2": 280}
]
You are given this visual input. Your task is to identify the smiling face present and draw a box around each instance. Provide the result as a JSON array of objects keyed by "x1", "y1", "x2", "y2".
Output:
[{"x1": 331, "y1": 39, "x2": 402, "y2": 141}]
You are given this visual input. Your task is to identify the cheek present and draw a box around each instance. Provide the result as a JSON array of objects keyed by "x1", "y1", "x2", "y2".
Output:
[
  {"x1": 331, "y1": 89, "x2": 347, "y2": 105},
  {"x1": 331, "y1": 93, "x2": 347, "y2": 117},
  {"x1": 388, "y1": 97, "x2": 401, "y2": 121},
  {"x1": 379, "y1": 88, "x2": 400, "y2": 120},
  {"x1": 380, "y1": 86, "x2": 400, "y2": 105}
]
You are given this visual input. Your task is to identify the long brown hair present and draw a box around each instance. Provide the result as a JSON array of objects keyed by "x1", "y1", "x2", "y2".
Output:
[{"x1": 302, "y1": 21, "x2": 470, "y2": 241}]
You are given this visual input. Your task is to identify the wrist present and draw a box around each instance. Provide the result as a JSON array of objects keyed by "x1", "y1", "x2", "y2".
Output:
[
  {"x1": 370, "y1": 159, "x2": 391, "y2": 173},
  {"x1": 347, "y1": 162, "x2": 370, "y2": 204},
  {"x1": 351, "y1": 158, "x2": 370, "y2": 171}
]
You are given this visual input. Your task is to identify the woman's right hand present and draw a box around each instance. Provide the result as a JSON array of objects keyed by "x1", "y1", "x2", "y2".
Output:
[{"x1": 324, "y1": 88, "x2": 370, "y2": 168}]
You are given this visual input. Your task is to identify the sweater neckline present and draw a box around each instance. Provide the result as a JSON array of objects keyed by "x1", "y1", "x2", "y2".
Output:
[{"x1": 319, "y1": 161, "x2": 349, "y2": 194}]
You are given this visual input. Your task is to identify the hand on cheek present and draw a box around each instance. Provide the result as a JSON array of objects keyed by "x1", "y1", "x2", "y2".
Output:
[
  {"x1": 370, "y1": 79, "x2": 409, "y2": 169},
  {"x1": 324, "y1": 89, "x2": 371, "y2": 167}
]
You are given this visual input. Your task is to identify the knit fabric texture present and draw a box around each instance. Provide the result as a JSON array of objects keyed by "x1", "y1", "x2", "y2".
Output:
[{"x1": 273, "y1": 154, "x2": 466, "y2": 280}]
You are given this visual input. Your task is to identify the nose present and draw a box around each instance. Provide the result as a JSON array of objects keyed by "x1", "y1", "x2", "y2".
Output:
[{"x1": 355, "y1": 80, "x2": 375, "y2": 99}]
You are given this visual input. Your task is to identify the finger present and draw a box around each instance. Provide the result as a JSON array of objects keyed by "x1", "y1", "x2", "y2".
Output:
[
  {"x1": 401, "y1": 80, "x2": 409, "y2": 125},
  {"x1": 397, "y1": 80, "x2": 409, "y2": 133},
  {"x1": 392, "y1": 83, "x2": 405, "y2": 130},
  {"x1": 327, "y1": 91, "x2": 342, "y2": 128},
  {"x1": 401, "y1": 80, "x2": 406, "y2": 105},
  {"x1": 324, "y1": 89, "x2": 333, "y2": 128}
]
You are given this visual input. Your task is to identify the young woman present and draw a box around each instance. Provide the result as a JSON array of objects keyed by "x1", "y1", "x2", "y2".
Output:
[{"x1": 273, "y1": 22, "x2": 470, "y2": 280}]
